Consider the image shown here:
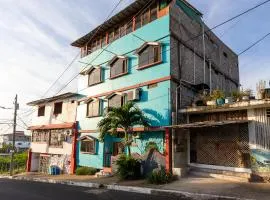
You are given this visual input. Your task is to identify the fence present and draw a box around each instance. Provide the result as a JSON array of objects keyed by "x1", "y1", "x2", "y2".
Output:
[{"x1": 0, "y1": 152, "x2": 27, "y2": 175}]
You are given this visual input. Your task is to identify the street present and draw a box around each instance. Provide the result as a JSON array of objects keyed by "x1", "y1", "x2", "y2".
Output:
[{"x1": 0, "y1": 179, "x2": 190, "y2": 200}]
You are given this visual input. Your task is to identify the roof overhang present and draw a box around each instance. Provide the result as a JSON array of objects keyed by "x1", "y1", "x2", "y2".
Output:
[
  {"x1": 108, "y1": 55, "x2": 126, "y2": 66},
  {"x1": 79, "y1": 66, "x2": 100, "y2": 75},
  {"x1": 104, "y1": 92, "x2": 126, "y2": 100},
  {"x1": 77, "y1": 135, "x2": 96, "y2": 141},
  {"x1": 135, "y1": 42, "x2": 160, "y2": 54},
  {"x1": 71, "y1": 0, "x2": 154, "y2": 48},
  {"x1": 27, "y1": 93, "x2": 79, "y2": 106},
  {"x1": 167, "y1": 120, "x2": 250, "y2": 129},
  {"x1": 28, "y1": 123, "x2": 75, "y2": 130}
]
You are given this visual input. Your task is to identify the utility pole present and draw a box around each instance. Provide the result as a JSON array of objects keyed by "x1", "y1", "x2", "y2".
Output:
[{"x1": 10, "y1": 94, "x2": 18, "y2": 176}]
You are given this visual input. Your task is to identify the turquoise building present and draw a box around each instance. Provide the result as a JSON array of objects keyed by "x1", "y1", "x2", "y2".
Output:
[{"x1": 71, "y1": 0, "x2": 237, "y2": 172}]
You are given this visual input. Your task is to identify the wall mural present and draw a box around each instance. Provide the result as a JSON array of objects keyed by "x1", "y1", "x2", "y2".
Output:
[{"x1": 251, "y1": 149, "x2": 270, "y2": 173}]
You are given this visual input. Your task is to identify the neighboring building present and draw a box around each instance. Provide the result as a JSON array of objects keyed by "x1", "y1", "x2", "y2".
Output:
[
  {"x1": 26, "y1": 93, "x2": 81, "y2": 174},
  {"x1": 0, "y1": 131, "x2": 30, "y2": 151},
  {"x1": 168, "y1": 99, "x2": 270, "y2": 180},
  {"x1": 71, "y1": 0, "x2": 239, "y2": 172}
]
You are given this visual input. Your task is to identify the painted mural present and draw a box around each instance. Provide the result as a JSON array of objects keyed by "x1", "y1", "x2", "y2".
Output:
[{"x1": 251, "y1": 149, "x2": 270, "y2": 173}]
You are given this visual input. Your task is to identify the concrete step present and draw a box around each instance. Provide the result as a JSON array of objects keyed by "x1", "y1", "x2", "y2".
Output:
[{"x1": 189, "y1": 167, "x2": 251, "y2": 182}]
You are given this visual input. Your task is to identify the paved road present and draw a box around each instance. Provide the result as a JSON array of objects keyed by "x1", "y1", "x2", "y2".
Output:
[{"x1": 0, "y1": 179, "x2": 191, "y2": 200}]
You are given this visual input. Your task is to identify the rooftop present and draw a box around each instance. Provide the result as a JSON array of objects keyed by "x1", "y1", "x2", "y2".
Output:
[
  {"x1": 27, "y1": 92, "x2": 79, "y2": 106},
  {"x1": 180, "y1": 99, "x2": 270, "y2": 114},
  {"x1": 71, "y1": 0, "x2": 202, "y2": 48}
]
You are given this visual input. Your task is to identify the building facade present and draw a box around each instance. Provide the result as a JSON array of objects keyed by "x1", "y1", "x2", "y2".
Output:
[
  {"x1": 27, "y1": 93, "x2": 80, "y2": 174},
  {"x1": 0, "y1": 131, "x2": 30, "y2": 151},
  {"x1": 71, "y1": 0, "x2": 239, "y2": 172},
  {"x1": 171, "y1": 100, "x2": 270, "y2": 181}
]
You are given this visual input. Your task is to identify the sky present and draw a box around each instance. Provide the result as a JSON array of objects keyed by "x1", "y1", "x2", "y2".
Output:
[{"x1": 0, "y1": 0, "x2": 269, "y2": 133}]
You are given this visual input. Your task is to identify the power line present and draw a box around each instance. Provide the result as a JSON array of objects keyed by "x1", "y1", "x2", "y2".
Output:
[
  {"x1": 22, "y1": 0, "x2": 154, "y2": 118},
  {"x1": 238, "y1": 32, "x2": 270, "y2": 56}
]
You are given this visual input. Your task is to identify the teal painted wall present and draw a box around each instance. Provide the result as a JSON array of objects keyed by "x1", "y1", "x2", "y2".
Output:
[
  {"x1": 131, "y1": 131, "x2": 165, "y2": 155},
  {"x1": 76, "y1": 15, "x2": 171, "y2": 169}
]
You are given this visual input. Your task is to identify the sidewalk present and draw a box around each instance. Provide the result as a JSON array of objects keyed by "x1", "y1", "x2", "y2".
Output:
[{"x1": 2, "y1": 173, "x2": 270, "y2": 200}]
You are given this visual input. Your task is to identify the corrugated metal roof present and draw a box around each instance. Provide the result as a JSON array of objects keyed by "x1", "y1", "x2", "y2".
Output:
[{"x1": 27, "y1": 92, "x2": 79, "y2": 106}]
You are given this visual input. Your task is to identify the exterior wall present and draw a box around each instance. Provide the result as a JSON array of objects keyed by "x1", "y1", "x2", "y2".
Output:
[
  {"x1": 248, "y1": 108, "x2": 270, "y2": 174},
  {"x1": 169, "y1": 1, "x2": 239, "y2": 116},
  {"x1": 31, "y1": 97, "x2": 77, "y2": 126},
  {"x1": 76, "y1": 15, "x2": 171, "y2": 169}
]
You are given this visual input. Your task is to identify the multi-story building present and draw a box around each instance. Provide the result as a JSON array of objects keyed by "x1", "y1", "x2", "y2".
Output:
[
  {"x1": 0, "y1": 131, "x2": 30, "y2": 151},
  {"x1": 71, "y1": 0, "x2": 239, "y2": 173},
  {"x1": 26, "y1": 93, "x2": 80, "y2": 174}
]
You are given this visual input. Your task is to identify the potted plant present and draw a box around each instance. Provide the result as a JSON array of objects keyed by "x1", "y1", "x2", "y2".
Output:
[
  {"x1": 232, "y1": 90, "x2": 242, "y2": 102},
  {"x1": 242, "y1": 89, "x2": 252, "y2": 101},
  {"x1": 211, "y1": 89, "x2": 225, "y2": 106}
]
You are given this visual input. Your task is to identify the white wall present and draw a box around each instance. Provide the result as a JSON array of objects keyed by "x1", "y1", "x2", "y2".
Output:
[
  {"x1": 31, "y1": 153, "x2": 40, "y2": 172},
  {"x1": 31, "y1": 97, "x2": 77, "y2": 126}
]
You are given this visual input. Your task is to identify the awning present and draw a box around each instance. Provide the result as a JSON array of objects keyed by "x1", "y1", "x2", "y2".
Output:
[
  {"x1": 167, "y1": 120, "x2": 250, "y2": 129},
  {"x1": 77, "y1": 135, "x2": 96, "y2": 141},
  {"x1": 28, "y1": 122, "x2": 75, "y2": 130}
]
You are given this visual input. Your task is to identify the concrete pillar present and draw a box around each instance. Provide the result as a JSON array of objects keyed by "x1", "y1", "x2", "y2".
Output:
[
  {"x1": 26, "y1": 149, "x2": 32, "y2": 172},
  {"x1": 172, "y1": 129, "x2": 189, "y2": 177},
  {"x1": 165, "y1": 128, "x2": 172, "y2": 173},
  {"x1": 70, "y1": 122, "x2": 78, "y2": 174}
]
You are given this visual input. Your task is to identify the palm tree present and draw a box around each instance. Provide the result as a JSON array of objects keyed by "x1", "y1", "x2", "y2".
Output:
[{"x1": 97, "y1": 101, "x2": 149, "y2": 156}]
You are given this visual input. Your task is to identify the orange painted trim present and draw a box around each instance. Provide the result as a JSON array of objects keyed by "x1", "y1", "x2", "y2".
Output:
[
  {"x1": 82, "y1": 76, "x2": 172, "y2": 101},
  {"x1": 137, "y1": 61, "x2": 162, "y2": 70},
  {"x1": 26, "y1": 149, "x2": 32, "y2": 172},
  {"x1": 165, "y1": 127, "x2": 171, "y2": 173},
  {"x1": 28, "y1": 122, "x2": 75, "y2": 130},
  {"x1": 70, "y1": 122, "x2": 78, "y2": 174},
  {"x1": 78, "y1": 126, "x2": 165, "y2": 134},
  {"x1": 132, "y1": 16, "x2": 136, "y2": 32}
]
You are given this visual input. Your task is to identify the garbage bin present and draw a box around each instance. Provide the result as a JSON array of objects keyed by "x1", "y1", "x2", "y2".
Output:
[{"x1": 49, "y1": 166, "x2": 61, "y2": 175}]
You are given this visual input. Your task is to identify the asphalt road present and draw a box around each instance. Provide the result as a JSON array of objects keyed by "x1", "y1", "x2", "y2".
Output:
[{"x1": 0, "y1": 179, "x2": 191, "y2": 200}]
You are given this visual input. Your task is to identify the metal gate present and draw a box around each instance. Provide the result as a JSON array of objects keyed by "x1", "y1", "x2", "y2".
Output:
[{"x1": 190, "y1": 123, "x2": 251, "y2": 168}]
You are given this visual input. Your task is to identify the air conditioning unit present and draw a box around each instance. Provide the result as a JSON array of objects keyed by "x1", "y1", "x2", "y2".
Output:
[{"x1": 127, "y1": 88, "x2": 141, "y2": 101}]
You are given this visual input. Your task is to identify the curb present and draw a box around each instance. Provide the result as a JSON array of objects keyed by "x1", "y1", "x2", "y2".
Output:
[{"x1": 0, "y1": 176, "x2": 255, "y2": 200}]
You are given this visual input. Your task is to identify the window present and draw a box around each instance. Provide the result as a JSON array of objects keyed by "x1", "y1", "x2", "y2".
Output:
[
  {"x1": 86, "y1": 100, "x2": 101, "y2": 117},
  {"x1": 138, "y1": 44, "x2": 161, "y2": 69},
  {"x1": 114, "y1": 27, "x2": 120, "y2": 40},
  {"x1": 150, "y1": 4, "x2": 158, "y2": 21},
  {"x1": 54, "y1": 102, "x2": 63, "y2": 115},
  {"x1": 142, "y1": 11, "x2": 149, "y2": 26},
  {"x1": 120, "y1": 24, "x2": 126, "y2": 37},
  {"x1": 32, "y1": 130, "x2": 50, "y2": 142},
  {"x1": 223, "y1": 52, "x2": 228, "y2": 58},
  {"x1": 81, "y1": 139, "x2": 96, "y2": 154},
  {"x1": 101, "y1": 35, "x2": 106, "y2": 47},
  {"x1": 108, "y1": 94, "x2": 125, "y2": 108},
  {"x1": 135, "y1": 15, "x2": 141, "y2": 30},
  {"x1": 108, "y1": 31, "x2": 114, "y2": 43},
  {"x1": 126, "y1": 21, "x2": 133, "y2": 34},
  {"x1": 88, "y1": 68, "x2": 102, "y2": 86},
  {"x1": 49, "y1": 130, "x2": 65, "y2": 147},
  {"x1": 110, "y1": 58, "x2": 128, "y2": 78},
  {"x1": 38, "y1": 105, "x2": 45, "y2": 117}
]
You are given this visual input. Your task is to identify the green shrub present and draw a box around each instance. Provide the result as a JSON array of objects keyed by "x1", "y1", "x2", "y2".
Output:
[
  {"x1": 116, "y1": 155, "x2": 141, "y2": 180},
  {"x1": 145, "y1": 141, "x2": 159, "y2": 152},
  {"x1": 147, "y1": 167, "x2": 173, "y2": 185},
  {"x1": 75, "y1": 166, "x2": 97, "y2": 175}
]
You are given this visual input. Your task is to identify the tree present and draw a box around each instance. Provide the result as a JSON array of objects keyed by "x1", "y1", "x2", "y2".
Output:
[{"x1": 97, "y1": 101, "x2": 149, "y2": 156}]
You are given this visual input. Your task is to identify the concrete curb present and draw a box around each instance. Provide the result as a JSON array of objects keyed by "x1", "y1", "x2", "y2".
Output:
[{"x1": 0, "y1": 175, "x2": 255, "y2": 200}]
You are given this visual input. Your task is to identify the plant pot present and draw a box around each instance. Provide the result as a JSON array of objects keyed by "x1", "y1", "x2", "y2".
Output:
[
  {"x1": 242, "y1": 95, "x2": 250, "y2": 101},
  {"x1": 216, "y1": 98, "x2": 225, "y2": 106},
  {"x1": 225, "y1": 97, "x2": 234, "y2": 104},
  {"x1": 206, "y1": 100, "x2": 216, "y2": 106}
]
